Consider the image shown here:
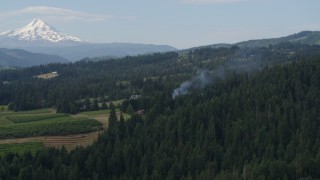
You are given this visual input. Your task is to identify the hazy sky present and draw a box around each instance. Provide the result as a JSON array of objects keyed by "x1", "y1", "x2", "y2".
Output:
[{"x1": 0, "y1": 0, "x2": 319, "y2": 49}]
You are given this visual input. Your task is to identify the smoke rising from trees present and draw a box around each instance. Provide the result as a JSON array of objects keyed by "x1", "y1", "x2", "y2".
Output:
[{"x1": 172, "y1": 70, "x2": 214, "y2": 99}]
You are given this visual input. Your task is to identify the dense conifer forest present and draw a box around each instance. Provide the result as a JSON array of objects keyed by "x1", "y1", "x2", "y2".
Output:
[
  {"x1": 1, "y1": 43, "x2": 320, "y2": 114},
  {"x1": 1, "y1": 43, "x2": 320, "y2": 179}
]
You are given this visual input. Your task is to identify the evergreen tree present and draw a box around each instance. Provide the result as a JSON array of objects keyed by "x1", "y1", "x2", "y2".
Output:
[
  {"x1": 108, "y1": 102, "x2": 118, "y2": 128},
  {"x1": 92, "y1": 98, "x2": 99, "y2": 111},
  {"x1": 126, "y1": 104, "x2": 134, "y2": 114},
  {"x1": 101, "y1": 101, "x2": 107, "y2": 110}
]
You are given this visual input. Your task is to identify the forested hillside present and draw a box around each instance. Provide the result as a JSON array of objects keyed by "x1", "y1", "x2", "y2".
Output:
[
  {"x1": 1, "y1": 43, "x2": 320, "y2": 114},
  {"x1": 0, "y1": 44, "x2": 320, "y2": 179},
  {"x1": 236, "y1": 31, "x2": 320, "y2": 48}
]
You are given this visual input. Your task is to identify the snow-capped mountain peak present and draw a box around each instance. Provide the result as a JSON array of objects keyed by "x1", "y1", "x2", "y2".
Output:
[{"x1": 0, "y1": 18, "x2": 82, "y2": 43}]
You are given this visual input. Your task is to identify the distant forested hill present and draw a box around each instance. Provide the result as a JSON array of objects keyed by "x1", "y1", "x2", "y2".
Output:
[
  {"x1": 187, "y1": 31, "x2": 320, "y2": 51},
  {"x1": 236, "y1": 31, "x2": 320, "y2": 48},
  {"x1": 0, "y1": 48, "x2": 68, "y2": 68},
  {"x1": 1, "y1": 43, "x2": 320, "y2": 113}
]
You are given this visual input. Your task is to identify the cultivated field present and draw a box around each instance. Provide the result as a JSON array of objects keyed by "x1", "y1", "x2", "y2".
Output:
[
  {"x1": 0, "y1": 132, "x2": 99, "y2": 152},
  {"x1": 0, "y1": 142, "x2": 44, "y2": 156},
  {"x1": 0, "y1": 107, "x2": 129, "y2": 152},
  {"x1": 0, "y1": 112, "x2": 102, "y2": 139}
]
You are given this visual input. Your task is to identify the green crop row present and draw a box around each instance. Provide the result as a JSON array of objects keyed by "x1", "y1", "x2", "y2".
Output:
[
  {"x1": 0, "y1": 142, "x2": 45, "y2": 156},
  {"x1": 7, "y1": 113, "x2": 68, "y2": 123},
  {"x1": 0, "y1": 118, "x2": 102, "y2": 139},
  {"x1": 0, "y1": 108, "x2": 53, "y2": 117}
]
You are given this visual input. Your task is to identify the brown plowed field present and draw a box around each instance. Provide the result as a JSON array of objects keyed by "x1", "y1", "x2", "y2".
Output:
[{"x1": 0, "y1": 131, "x2": 101, "y2": 151}]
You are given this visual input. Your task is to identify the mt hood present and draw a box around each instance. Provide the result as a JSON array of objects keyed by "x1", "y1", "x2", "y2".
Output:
[{"x1": 0, "y1": 18, "x2": 82, "y2": 46}]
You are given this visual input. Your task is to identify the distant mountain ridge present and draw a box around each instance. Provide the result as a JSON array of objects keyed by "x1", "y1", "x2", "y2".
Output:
[
  {"x1": 0, "y1": 18, "x2": 177, "y2": 61},
  {"x1": 22, "y1": 43, "x2": 177, "y2": 61},
  {"x1": 0, "y1": 48, "x2": 68, "y2": 68},
  {"x1": 183, "y1": 31, "x2": 320, "y2": 52},
  {"x1": 236, "y1": 31, "x2": 320, "y2": 47}
]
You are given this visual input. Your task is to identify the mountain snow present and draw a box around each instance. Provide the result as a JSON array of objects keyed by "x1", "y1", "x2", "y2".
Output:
[{"x1": 0, "y1": 18, "x2": 82, "y2": 43}]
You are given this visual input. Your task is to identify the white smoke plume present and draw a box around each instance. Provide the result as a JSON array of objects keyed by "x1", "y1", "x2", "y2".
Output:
[{"x1": 172, "y1": 70, "x2": 213, "y2": 99}]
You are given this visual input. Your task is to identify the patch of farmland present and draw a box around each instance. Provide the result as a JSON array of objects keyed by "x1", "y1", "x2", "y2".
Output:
[
  {"x1": 0, "y1": 142, "x2": 44, "y2": 156},
  {"x1": 0, "y1": 108, "x2": 129, "y2": 153},
  {"x1": 7, "y1": 113, "x2": 68, "y2": 123},
  {"x1": 0, "y1": 116, "x2": 102, "y2": 139},
  {"x1": 0, "y1": 132, "x2": 100, "y2": 152}
]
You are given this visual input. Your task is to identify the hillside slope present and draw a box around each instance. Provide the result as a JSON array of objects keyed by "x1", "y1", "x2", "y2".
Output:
[
  {"x1": 236, "y1": 31, "x2": 320, "y2": 47},
  {"x1": 0, "y1": 46, "x2": 320, "y2": 179},
  {"x1": 23, "y1": 43, "x2": 177, "y2": 61},
  {"x1": 185, "y1": 31, "x2": 320, "y2": 51},
  {"x1": 1, "y1": 43, "x2": 320, "y2": 111},
  {"x1": 0, "y1": 48, "x2": 68, "y2": 67}
]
